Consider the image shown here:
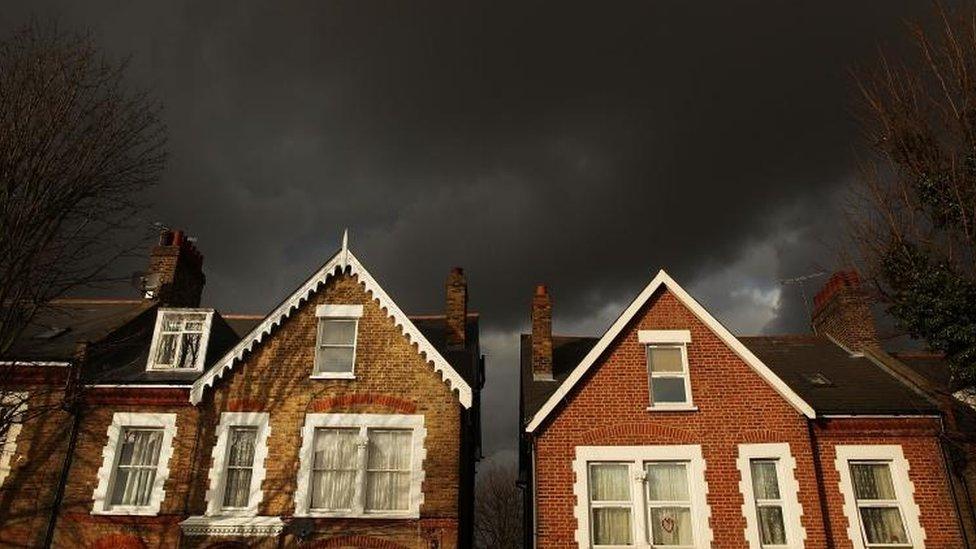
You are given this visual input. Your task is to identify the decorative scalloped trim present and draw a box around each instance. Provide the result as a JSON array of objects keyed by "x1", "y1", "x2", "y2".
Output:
[{"x1": 189, "y1": 249, "x2": 472, "y2": 408}]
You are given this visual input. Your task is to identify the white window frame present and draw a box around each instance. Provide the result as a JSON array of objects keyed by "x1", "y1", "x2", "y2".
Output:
[
  {"x1": 294, "y1": 413, "x2": 426, "y2": 519},
  {"x1": 311, "y1": 304, "x2": 363, "y2": 379},
  {"x1": 737, "y1": 443, "x2": 806, "y2": 549},
  {"x1": 640, "y1": 330, "x2": 694, "y2": 411},
  {"x1": 204, "y1": 412, "x2": 271, "y2": 517},
  {"x1": 573, "y1": 445, "x2": 713, "y2": 549},
  {"x1": 92, "y1": 412, "x2": 178, "y2": 516},
  {"x1": 0, "y1": 392, "x2": 27, "y2": 488},
  {"x1": 146, "y1": 308, "x2": 214, "y2": 372},
  {"x1": 834, "y1": 445, "x2": 925, "y2": 549}
]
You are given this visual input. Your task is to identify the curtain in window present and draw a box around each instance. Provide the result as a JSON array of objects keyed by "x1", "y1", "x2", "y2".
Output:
[
  {"x1": 366, "y1": 429, "x2": 412, "y2": 511},
  {"x1": 646, "y1": 463, "x2": 692, "y2": 546},
  {"x1": 589, "y1": 464, "x2": 632, "y2": 545},
  {"x1": 311, "y1": 428, "x2": 358, "y2": 510},
  {"x1": 860, "y1": 508, "x2": 909, "y2": 544},
  {"x1": 110, "y1": 429, "x2": 163, "y2": 507},
  {"x1": 751, "y1": 460, "x2": 786, "y2": 544},
  {"x1": 851, "y1": 464, "x2": 897, "y2": 499},
  {"x1": 750, "y1": 461, "x2": 780, "y2": 499},
  {"x1": 222, "y1": 427, "x2": 257, "y2": 508},
  {"x1": 851, "y1": 463, "x2": 908, "y2": 544}
]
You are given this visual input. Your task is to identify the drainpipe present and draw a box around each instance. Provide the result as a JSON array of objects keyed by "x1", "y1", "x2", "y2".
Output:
[
  {"x1": 43, "y1": 341, "x2": 87, "y2": 548},
  {"x1": 807, "y1": 420, "x2": 835, "y2": 549},
  {"x1": 938, "y1": 416, "x2": 972, "y2": 548}
]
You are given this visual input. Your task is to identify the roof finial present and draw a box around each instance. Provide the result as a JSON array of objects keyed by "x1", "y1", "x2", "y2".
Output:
[{"x1": 341, "y1": 228, "x2": 350, "y2": 269}]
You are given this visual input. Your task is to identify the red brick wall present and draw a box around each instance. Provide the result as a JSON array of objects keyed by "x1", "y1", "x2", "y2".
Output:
[
  {"x1": 813, "y1": 417, "x2": 965, "y2": 548},
  {"x1": 531, "y1": 288, "x2": 963, "y2": 548},
  {"x1": 533, "y1": 288, "x2": 827, "y2": 548}
]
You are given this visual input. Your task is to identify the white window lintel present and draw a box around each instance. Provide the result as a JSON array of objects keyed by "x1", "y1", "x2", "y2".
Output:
[
  {"x1": 315, "y1": 304, "x2": 363, "y2": 318},
  {"x1": 638, "y1": 329, "x2": 691, "y2": 344}
]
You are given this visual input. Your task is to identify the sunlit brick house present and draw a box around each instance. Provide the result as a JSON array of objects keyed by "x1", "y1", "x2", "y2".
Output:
[
  {"x1": 519, "y1": 270, "x2": 975, "y2": 549},
  {"x1": 0, "y1": 229, "x2": 484, "y2": 548}
]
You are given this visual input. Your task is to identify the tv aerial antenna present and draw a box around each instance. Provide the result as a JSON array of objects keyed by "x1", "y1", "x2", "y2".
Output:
[{"x1": 779, "y1": 271, "x2": 827, "y2": 327}]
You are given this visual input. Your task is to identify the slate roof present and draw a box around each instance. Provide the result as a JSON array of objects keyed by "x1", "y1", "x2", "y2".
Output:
[
  {"x1": 4, "y1": 299, "x2": 155, "y2": 362},
  {"x1": 740, "y1": 335, "x2": 937, "y2": 415},
  {"x1": 520, "y1": 333, "x2": 941, "y2": 425},
  {"x1": 412, "y1": 314, "x2": 483, "y2": 389},
  {"x1": 7, "y1": 299, "x2": 483, "y2": 390}
]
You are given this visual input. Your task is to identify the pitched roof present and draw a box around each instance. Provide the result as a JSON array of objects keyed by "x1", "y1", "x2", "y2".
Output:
[
  {"x1": 741, "y1": 336, "x2": 938, "y2": 415},
  {"x1": 523, "y1": 270, "x2": 816, "y2": 433},
  {"x1": 520, "y1": 334, "x2": 597, "y2": 421},
  {"x1": 3, "y1": 299, "x2": 155, "y2": 362},
  {"x1": 189, "y1": 246, "x2": 474, "y2": 407}
]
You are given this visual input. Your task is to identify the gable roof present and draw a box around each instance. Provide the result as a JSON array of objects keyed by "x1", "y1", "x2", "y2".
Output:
[
  {"x1": 524, "y1": 270, "x2": 816, "y2": 433},
  {"x1": 189, "y1": 245, "x2": 474, "y2": 407}
]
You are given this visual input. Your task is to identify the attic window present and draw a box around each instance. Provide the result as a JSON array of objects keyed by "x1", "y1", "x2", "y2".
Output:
[
  {"x1": 147, "y1": 309, "x2": 213, "y2": 371},
  {"x1": 802, "y1": 372, "x2": 834, "y2": 387},
  {"x1": 312, "y1": 305, "x2": 363, "y2": 379}
]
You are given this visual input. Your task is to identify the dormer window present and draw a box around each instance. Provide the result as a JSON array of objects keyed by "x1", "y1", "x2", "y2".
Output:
[
  {"x1": 147, "y1": 309, "x2": 213, "y2": 371},
  {"x1": 639, "y1": 330, "x2": 694, "y2": 410},
  {"x1": 313, "y1": 305, "x2": 363, "y2": 379}
]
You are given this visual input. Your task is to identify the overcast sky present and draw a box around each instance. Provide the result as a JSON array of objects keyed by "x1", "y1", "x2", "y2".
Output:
[{"x1": 3, "y1": 1, "x2": 937, "y2": 463}]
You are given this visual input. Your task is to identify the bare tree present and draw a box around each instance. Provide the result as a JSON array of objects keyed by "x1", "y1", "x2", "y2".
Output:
[
  {"x1": 474, "y1": 464, "x2": 523, "y2": 549},
  {"x1": 848, "y1": 2, "x2": 976, "y2": 386},
  {"x1": 0, "y1": 20, "x2": 166, "y2": 358}
]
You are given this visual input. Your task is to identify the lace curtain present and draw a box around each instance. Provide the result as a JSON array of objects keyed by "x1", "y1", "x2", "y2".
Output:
[
  {"x1": 851, "y1": 463, "x2": 909, "y2": 544},
  {"x1": 366, "y1": 429, "x2": 412, "y2": 511},
  {"x1": 589, "y1": 464, "x2": 632, "y2": 545},
  {"x1": 646, "y1": 463, "x2": 692, "y2": 546},
  {"x1": 222, "y1": 427, "x2": 258, "y2": 508},
  {"x1": 311, "y1": 428, "x2": 359, "y2": 510},
  {"x1": 110, "y1": 428, "x2": 163, "y2": 507},
  {"x1": 751, "y1": 460, "x2": 786, "y2": 545},
  {"x1": 311, "y1": 427, "x2": 412, "y2": 512}
]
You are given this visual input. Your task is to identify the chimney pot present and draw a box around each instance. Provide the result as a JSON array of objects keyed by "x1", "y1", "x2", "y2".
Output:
[{"x1": 532, "y1": 284, "x2": 553, "y2": 380}]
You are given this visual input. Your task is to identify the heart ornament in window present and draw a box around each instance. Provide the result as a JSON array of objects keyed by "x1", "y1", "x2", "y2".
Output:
[{"x1": 661, "y1": 515, "x2": 676, "y2": 533}]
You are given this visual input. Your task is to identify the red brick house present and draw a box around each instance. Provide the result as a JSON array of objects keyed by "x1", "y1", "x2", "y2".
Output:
[
  {"x1": 519, "y1": 270, "x2": 975, "y2": 548},
  {"x1": 0, "y1": 229, "x2": 483, "y2": 548}
]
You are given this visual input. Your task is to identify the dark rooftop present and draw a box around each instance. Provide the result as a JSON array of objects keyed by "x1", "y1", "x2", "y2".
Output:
[
  {"x1": 4, "y1": 299, "x2": 155, "y2": 362},
  {"x1": 520, "y1": 333, "x2": 941, "y2": 425}
]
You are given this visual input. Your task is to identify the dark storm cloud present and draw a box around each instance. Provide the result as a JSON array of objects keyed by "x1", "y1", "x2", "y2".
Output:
[{"x1": 2, "y1": 1, "x2": 936, "y2": 456}]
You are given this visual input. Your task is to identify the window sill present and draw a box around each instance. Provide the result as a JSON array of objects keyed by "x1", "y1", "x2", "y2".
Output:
[
  {"x1": 294, "y1": 510, "x2": 419, "y2": 520},
  {"x1": 91, "y1": 506, "x2": 160, "y2": 516},
  {"x1": 646, "y1": 405, "x2": 699, "y2": 412},
  {"x1": 180, "y1": 515, "x2": 284, "y2": 537},
  {"x1": 309, "y1": 372, "x2": 356, "y2": 380}
]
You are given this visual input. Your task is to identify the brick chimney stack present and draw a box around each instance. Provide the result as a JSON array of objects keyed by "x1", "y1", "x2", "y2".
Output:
[
  {"x1": 446, "y1": 267, "x2": 467, "y2": 349},
  {"x1": 146, "y1": 229, "x2": 206, "y2": 307},
  {"x1": 811, "y1": 271, "x2": 879, "y2": 353},
  {"x1": 532, "y1": 284, "x2": 553, "y2": 380}
]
